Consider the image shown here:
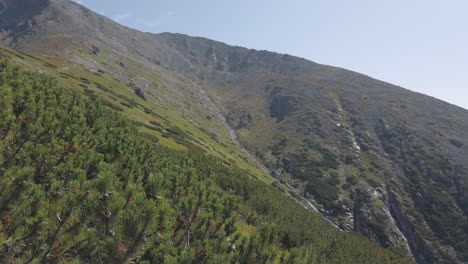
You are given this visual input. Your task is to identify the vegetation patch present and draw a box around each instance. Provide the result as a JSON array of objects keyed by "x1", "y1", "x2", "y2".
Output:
[{"x1": 266, "y1": 86, "x2": 299, "y2": 121}]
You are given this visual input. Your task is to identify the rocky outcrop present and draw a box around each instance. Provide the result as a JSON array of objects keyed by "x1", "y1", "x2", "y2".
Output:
[{"x1": 387, "y1": 187, "x2": 442, "y2": 263}]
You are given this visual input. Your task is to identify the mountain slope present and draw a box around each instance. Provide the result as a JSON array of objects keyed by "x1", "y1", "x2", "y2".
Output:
[
  {"x1": 0, "y1": 0, "x2": 466, "y2": 263},
  {"x1": 0, "y1": 0, "x2": 270, "y2": 181},
  {"x1": 154, "y1": 34, "x2": 468, "y2": 263},
  {"x1": 0, "y1": 58, "x2": 413, "y2": 263}
]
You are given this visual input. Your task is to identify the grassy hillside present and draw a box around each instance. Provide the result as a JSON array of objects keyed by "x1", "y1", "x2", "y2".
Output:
[
  {"x1": 0, "y1": 57, "x2": 411, "y2": 263},
  {"x1": 0, "y1": 45, "x2": 268, "y2": 182}
]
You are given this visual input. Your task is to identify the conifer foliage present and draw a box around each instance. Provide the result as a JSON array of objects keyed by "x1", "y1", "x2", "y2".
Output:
[{"x1": 0, "y1": 58, "x2": 410, "y2": 263}]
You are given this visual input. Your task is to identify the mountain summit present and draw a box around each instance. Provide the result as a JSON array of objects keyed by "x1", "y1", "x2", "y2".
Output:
[{"x1": 0, "y1": 0, "x2": 466, "y2": 263}]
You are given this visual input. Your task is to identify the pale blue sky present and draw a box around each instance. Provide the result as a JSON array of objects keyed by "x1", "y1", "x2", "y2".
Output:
[{"x1": 72, "y1": 0, "x2": 468, "y2": 109}]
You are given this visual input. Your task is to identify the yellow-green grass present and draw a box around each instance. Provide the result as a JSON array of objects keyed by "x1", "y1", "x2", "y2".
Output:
[{"x1": 234, "y1": 218, "x2": 255, "y2": 237}]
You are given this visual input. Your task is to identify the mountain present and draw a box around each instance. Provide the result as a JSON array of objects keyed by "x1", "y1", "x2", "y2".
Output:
[
  {"x1": 0, "y1": 0, "x2": 272, "y2": 181},
  {"x1": 156, "y1": 35, "x2": 468, "y2": 263},
  {"x1": 1, "y1": 57, "x2": 415, "y2": 263},
  {"x1": 0, "y1": 0, "x2": 466, "y2": 263}
]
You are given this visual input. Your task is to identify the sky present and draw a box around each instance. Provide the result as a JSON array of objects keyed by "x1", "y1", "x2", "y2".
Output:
[{"x1": 72, "y1": 0, "x2": 468, "y2": 110}]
